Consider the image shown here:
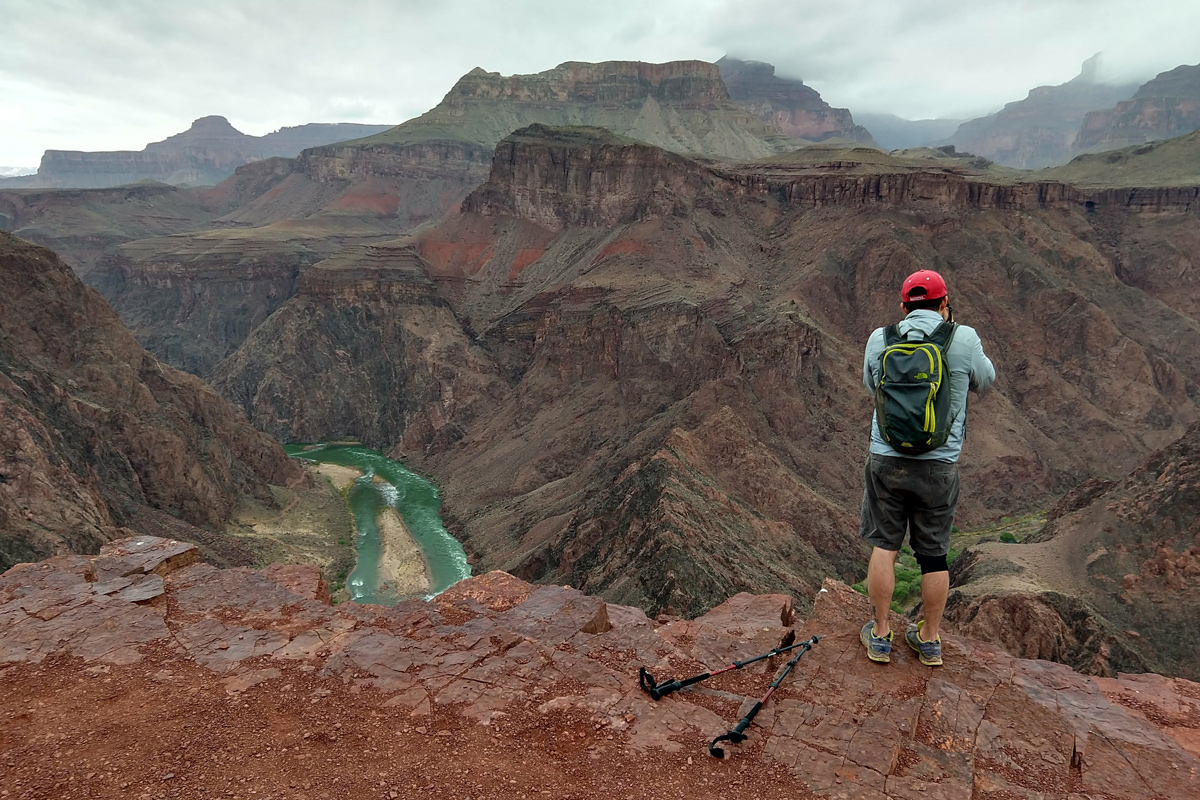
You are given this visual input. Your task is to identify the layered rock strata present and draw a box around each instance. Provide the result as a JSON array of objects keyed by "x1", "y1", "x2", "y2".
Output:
[
  {"x1": 717, "y1": 57, "x2": 874, "y2": 144},
  {"x1": 0, "y1": 183, "x2": 215, "y2": 277},
  {"x1": 0, "y1": 233, "x2": 304, "y2": 571},
  {"x1": 1076, "y1": 63, "x2": 1200, "y2": 152},
  {"x1": 87, "y1": 141, "x2": 495, "y2": 374},
  {"x1": 354, "y1": 59, "x2": 800, "y2": 160},
  {"x1": 1, "y1": 539, "x2": 1197, "y2": 799}
]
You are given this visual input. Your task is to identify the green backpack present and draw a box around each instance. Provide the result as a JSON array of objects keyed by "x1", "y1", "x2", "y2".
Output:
[{"x1": 874, "y1": 322, "x2": 957, "y2": 454}]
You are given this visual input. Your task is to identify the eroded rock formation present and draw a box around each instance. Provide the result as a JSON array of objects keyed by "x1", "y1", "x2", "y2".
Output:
[
  {"x1": 1, "y1": 539, "x2": 1197, "y2": 798},
  {"x1": 11, "y1": 115, "x2": 393, "y2": 189},
  {"x1": 353, "y1": 59, "x2": 800, "y2": 160},
  {"x1": 717, "y1": 57, "x2": 874, "y2": 145},
  {"x1": 947, "y1": 422, "x2": 1200, "y2": 679},
  {"x1": 0, "y1": 232, "x2": 305, "y2": 571},
  {"x1": 948, "y1": 55, "x2": 1139, "y2": 169},
  {"x1": 1076, "y1": 63, "x2": 1200, "y2": 152}
]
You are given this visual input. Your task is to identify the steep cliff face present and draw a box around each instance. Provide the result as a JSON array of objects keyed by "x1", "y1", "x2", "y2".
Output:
[
  {"x1": 0, "y1": 232, "x2": 305, "y2": 571},
  {"x1": 355, "y1": 60, "x2": 798, "y2": 161},
  {"x1": 22, "y1": 116, "x2": 393, "y2": 189},
  {"x1": 948, "y1": 56, "x2": 1139, "y2": 168},
  {"x1": 87, "y1": 229, "x2": 333, "y2": 376},
  {"x1": 1076, "y1": 63, "x2": 1200, "y2": 152},
  {"x1": 947, "y1": 422, "x2": 1200, "y2": 680},
  {"x1": 210, "y1": 243, "x2": 508, "y2": 450},
  {"x1": 215, "y1": 125, "x2": 1200, "y2": 617},
  {"x1": 717, "y1": 57, "x2": 874, "y2": 144}
]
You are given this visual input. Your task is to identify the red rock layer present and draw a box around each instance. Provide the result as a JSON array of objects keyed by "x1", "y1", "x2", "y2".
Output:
[{"x1": 1, "y1": 540, "x2": 1197, "y2": 798}]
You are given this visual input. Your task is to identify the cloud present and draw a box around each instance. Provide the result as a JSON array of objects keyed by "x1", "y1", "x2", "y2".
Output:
[
  {"x1": 707, "y1": 0, "x2": 1200, "y2": 118},
  {"x1": 0, "y1": 0, "x2": 1196, "y2": 163}
]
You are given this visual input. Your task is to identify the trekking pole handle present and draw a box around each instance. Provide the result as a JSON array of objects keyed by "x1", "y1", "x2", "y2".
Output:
[
  {"x1": 639, "y1": 667, "x2": 712, "y2": 701},
  {"x1": 708, "y1": 702, "x2": 762, "y2": 758}
]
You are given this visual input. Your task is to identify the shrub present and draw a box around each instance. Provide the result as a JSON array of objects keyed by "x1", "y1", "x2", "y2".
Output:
[{"x1": 1000, "y1": 532, "x2": 1017, "y2": 544}]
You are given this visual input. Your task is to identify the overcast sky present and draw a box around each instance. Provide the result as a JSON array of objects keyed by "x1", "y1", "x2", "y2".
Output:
[{"x1": 2, "y1": 0, "x2": 1198, "y2": 166}]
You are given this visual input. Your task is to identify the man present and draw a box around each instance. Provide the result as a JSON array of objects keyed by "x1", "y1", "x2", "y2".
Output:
[{"x1": 859, "y1": 269, "x2": 995, "y2": 666}]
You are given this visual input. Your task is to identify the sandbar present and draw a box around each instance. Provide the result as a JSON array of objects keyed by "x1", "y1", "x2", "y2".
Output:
[
  {"x1": 316, "y1": 463, "x2": 362, "y2": 492},
  {"x1": 377, "y1": 507, "x2": 432, "y2": 596}
]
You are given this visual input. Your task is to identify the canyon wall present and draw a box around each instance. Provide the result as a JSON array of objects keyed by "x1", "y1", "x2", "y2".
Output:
[
  {"x1": 717, "y1": 57, "x2": 874, "y2": 144},
  {"x1": 948, "y1": 56, "x2": 1139, "y2": 169},
  {"x1": 1076, "y1": 63, "x2": 1200, "y2": 152},
  {"x1": 0, "y1": 232, "x2": 305, "y2": 571},
  {"x1": 354, "y1": 59, "x2": 801, "y2": 161},
  {"x1": 213, "y1": 125, "x2": 1200, "y2": 616}
]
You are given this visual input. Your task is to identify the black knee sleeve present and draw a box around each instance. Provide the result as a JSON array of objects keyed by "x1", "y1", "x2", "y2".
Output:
[{"x1": 915, "y1": 552, "x2": 949, "y2": 574}]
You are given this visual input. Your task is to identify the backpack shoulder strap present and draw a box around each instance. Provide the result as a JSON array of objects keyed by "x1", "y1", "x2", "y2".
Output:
[
  {"x1": 883, "y1": 324, "x2": 903, "y2": 346},
  {"x1": 928, "y1": 321, "x2": 957, "y2": 349}
]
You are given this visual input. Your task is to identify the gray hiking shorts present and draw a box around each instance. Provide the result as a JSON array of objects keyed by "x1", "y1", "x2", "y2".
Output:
[{"x1": 859, "y1": 453, "x2": 960, "y2": 557}]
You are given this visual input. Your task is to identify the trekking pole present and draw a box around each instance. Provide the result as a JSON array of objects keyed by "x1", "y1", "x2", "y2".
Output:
[
  {"x1": 639, "y1": 630, "x2": 805, "y2": 701},
  {"x1": 709, "y1": 634, "x2": 819, "y2": 759}
]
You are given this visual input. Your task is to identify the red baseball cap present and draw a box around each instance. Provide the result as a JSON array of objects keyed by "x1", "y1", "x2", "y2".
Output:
[{"x1": 901, "y1": 270, "x2": 948, "y2": 302}]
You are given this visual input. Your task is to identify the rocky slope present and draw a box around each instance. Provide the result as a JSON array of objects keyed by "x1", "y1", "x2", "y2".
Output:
[
  {"x1": 81, "y1": 139, "x2": 496, "y2": 376},
  {"x1": 355, "y1": 59, "x2": 800, "y2": 160},
  {"x1": 213, "y1": 124, "x2": 1200, "y2": 617},
  {"x1": 1076, "y1": 63, "x2": 1200, "y2": 152},
  {"x1": 947, "y1": 421, "x2": 1200, "y2": 680},
  {"x1": 948, "y1": 55, "x2": 1139, "y2": 169},
  {"x1": 0, "y1": 232, "x2": 305, "y2": 572},
  {"x1": 1040, "y1": 128, "x2": 1200, "y2": 188},
  {"x1": 717, "y1": 57, "x2": 874, "y2": 145},
  {"x1": 1, "y1": 538, "x2": 1197, "y2": 799},
  {"x1": 9, "y1": 115, "x2": 392, "y2": 189}
]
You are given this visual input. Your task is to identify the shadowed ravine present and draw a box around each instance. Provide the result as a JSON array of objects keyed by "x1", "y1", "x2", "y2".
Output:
[{"x1": 285, "y1": 444, "x2": 471, "y2": 603}]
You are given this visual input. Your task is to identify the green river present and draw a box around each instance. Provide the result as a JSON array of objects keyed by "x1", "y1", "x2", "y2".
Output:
[{"x1": 284, "y1": 443, "x2": 471, "y2": 604}]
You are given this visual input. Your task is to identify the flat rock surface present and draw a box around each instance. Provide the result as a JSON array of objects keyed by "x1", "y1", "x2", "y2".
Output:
[{"x1": 1, "y1": 537, "x2": 1198, "y2": 799}]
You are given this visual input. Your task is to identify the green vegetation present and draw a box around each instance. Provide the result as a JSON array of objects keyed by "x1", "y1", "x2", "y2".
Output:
[
  {"x1": 952, "y1": 510, "x2": 1046, "y2": 552},
  {"x1": 329, "y1": 567, "x2": 350, "y2": 602}
]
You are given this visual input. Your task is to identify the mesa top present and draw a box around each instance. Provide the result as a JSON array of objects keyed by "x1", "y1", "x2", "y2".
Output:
[{"x1": 863, "y1": 309, "x2": 996, "y2": 462}]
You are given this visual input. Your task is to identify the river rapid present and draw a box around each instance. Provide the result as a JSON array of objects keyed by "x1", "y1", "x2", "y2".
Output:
[{"x1": 284, "y1": 444, "x2": 471, "y2": 604}]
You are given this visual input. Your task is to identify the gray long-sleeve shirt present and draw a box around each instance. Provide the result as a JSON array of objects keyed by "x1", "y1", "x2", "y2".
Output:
[{"x1": 862, "y1": 309, "x2": 996, "y2": 462}]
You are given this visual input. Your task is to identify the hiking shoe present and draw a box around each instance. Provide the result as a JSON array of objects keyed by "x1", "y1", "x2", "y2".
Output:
[
  {"x1": 906, "y1": 621, "x2": 943, "y2": 666},
  {"x1": 861, "y1": 621, "x2": 893, "y2": 663}
]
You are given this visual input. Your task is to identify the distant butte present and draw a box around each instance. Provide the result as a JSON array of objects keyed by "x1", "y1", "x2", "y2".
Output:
[{"x1": 9, "y1": 116, "x2": 394, "y2": 189}]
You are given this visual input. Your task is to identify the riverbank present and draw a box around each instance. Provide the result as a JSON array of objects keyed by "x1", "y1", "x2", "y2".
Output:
[
  {"x1": 314, "y1": 462, "x2": 431, "y2": 598},
  {"x1": 223, "y1": 465, "x2": 356, "y2": 598}
]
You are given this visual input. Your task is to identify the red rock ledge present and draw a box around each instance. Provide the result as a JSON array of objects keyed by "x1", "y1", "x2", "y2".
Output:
[{"x1": 1, "y1": 537, "x2": 1196, "y2": 799}]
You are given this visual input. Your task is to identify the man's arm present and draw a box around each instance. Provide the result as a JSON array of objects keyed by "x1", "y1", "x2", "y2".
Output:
[
  {"x1": 968, "y1": 329, "x2": 996, "y2": 393},
  {"x1": 863, "y1": 328, "x2": 884, "y2": 393}
]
